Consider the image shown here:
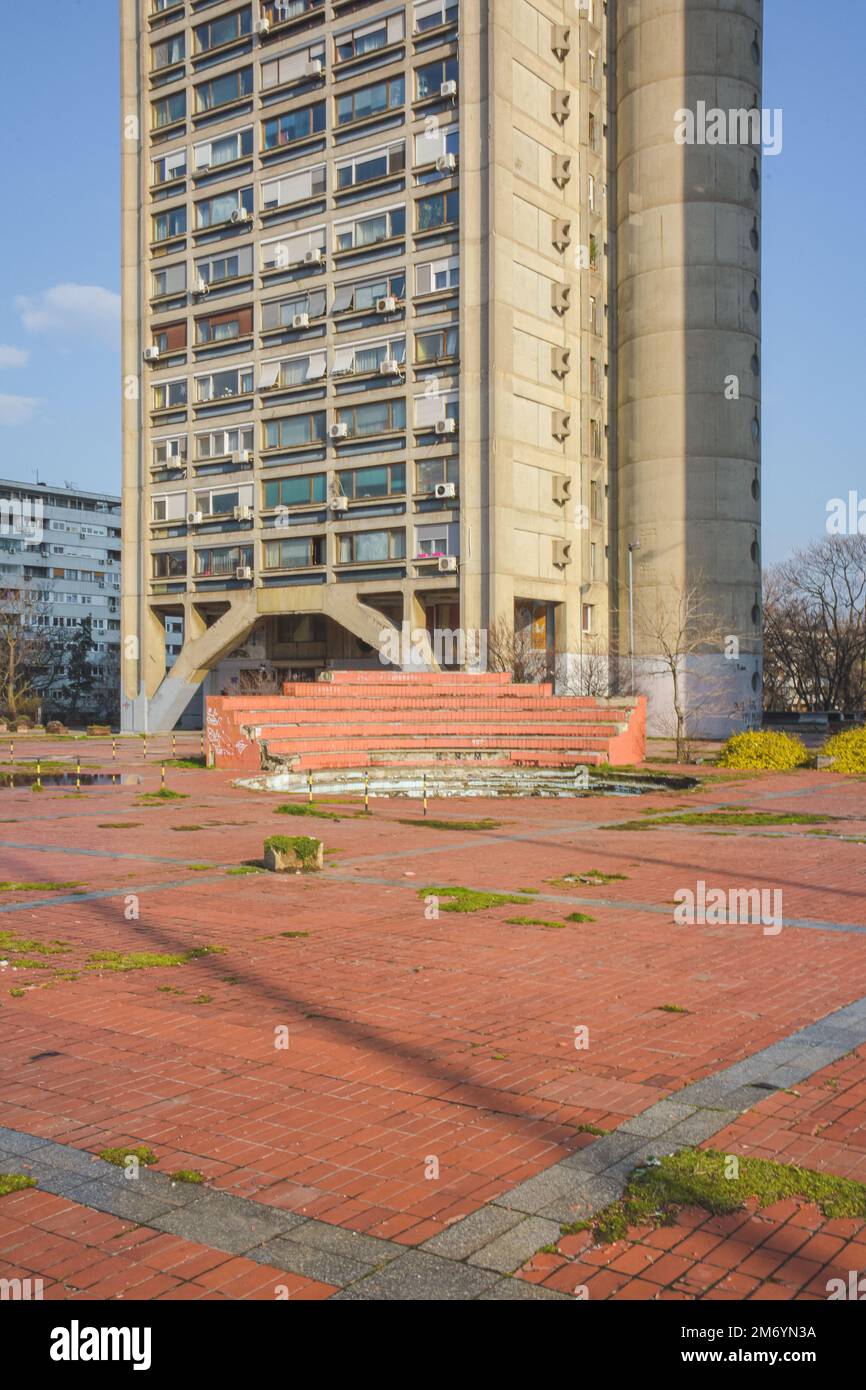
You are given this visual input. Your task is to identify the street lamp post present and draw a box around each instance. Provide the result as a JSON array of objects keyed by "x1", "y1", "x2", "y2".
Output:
[{"x1": 628, "y1": 541, "x2": 641, "y2": 694}]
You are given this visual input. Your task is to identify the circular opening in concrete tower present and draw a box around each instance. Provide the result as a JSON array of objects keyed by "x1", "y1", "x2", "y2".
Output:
[
  {"x1": 751, "y1": 474, "x2": 760, "y2": 498},
  {"x1": 751, "y1": 288, "x2": 760, "y2": 312},
  {"x1": 751, "y1": 39, "x2": 761, "y2": 64},
  {"x1": 751, "y1": 226, "x2": 760, "y2": 251},
  {"x1": 751, "y1": 540, "x2": 760, "y2": 565},
  {"x1": 752, "y1": 604, "x2": 761, "y2": 625},
  {"x1": 751, "y1": 672, "x2": 761, "y2": 693},
  {"x1": 752, "y1": 417, "x2": 761, "y2": 443}
]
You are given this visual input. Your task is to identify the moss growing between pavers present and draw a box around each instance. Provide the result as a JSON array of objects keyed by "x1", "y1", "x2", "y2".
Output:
[
  {"x1": 137, "y1": 789, "x2": 189, "y2": 803},
  {"x1": 568, "y1": 1148, "x2": 866, "y2": 1245},
  {"x1": 397, "y1": 817, "x2": 501, "y2": 832},
  {"x1": 276, "y1": 802, "x2": 343, "y2": 821},
  {"x1": 552, "y1": 869, "x2": 628, "y2": 886},
  {"x1": 225, "y1": 865, "x2": 262, "y2": 875},
  {"x1": 0, "y1": 929, "x2": 70, "y2": 956},
  {"x1": 657, "y1": 1003, "x2": 690, "y2": 1014},
  {"x1": 605, "y1": 810, "x2": 835, "y2": 832},
  {"x1": 171, "y1": 825, "x2": 205, "y2": 832},
  {"x1": 0, "y1": 1174, "x2": 37, "y2": 1197},
  {"x1": 565, "y1": 912, "x2": 595, "y2": 923},
  {"x1": 86, "y1": 945, "x2": 226, "y2": 973},
  {"x1": 0, "y1": 881, "x2": 80, "y2": 892},
  {"x1": 418, "y1": 885, "x2": 534, "y2": 913},
  {"x1": 574, "y1": 1123, "x2": 611, "y2": 1137},
  {"x1": 97, "y1": 823, "x2": 143, "y2": 830},
  {"x1": 171, "y1": 1169, "x2": 204, "y2": 1184},
  {"x1": 506, "y1": 916, "x2": 570, "y2": 929},
  {"x1": 160, "y1": 757, "x2": 207, "y2": 770},
  {"x1": 279, "y1": 931, "x2": 310, "y2": 939},
  {"x1": 99, "y1": 1145, "x2": 157, "y2": 1168}
]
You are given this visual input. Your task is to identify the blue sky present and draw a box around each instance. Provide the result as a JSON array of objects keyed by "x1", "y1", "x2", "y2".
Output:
[{"x1": 0, "y1": 0, "x2": 861, "y2": 561}]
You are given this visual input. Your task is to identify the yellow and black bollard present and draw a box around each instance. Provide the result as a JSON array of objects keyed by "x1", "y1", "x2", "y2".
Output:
[
  {"x1": 161, "y1": 763, "x2": 166, "y2": 792},
  {"x1": 36, "y1": 758, "x2": 41, "y2": 790},
  {"x1": 143, "y1": 734, "x2": 148, "y2": 761},
  {"x1": 172, "y1": 733, "x2": 177, "y2": 760},
  {"x1": 364, "y1": 772, "x2": 369, "y2": 815},
  {"x1": 307, "y1": 770, "x2": 313, "y2": 805},
  {"x1": 200, "y1": 730, "x2": 204, "y2": 762},
  {"x1": 423, "y1": 773, "x2": 428, "y2": 818},
  {"x1": 112, "y1": 736, "x2": 117, "y2": 761},
  {"x1": 76, "y1": 758, "x2": 81, "y2": 792}
]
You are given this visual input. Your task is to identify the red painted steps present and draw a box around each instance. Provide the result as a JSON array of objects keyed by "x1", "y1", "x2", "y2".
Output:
[{"x1": 205, "y1": 671, "x2": 647, "y2": 772}]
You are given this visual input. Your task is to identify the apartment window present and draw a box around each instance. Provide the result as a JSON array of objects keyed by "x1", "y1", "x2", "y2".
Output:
[
  {"x1": 195, "y1": 426, "x2": 254, "y2": 459},
  {"x1": 152, "y1": 551, "x2": 186, "y2": 578},
  {"x1": 194, "y1": 483, "x2": 252, "y2": 516},
  {"x1": 195, "y1": 245, "x2": 254, "y2": 286},
  {"x1": 152, "y1": 206, "x2": 187, "y2": 242},
  {"x1": 336, "y1": 142, "x2": 404, "y2": 191},
  {"x1": 262, "y1": 40, "x2": 326, "y2": 90},
  {"x1": 414, "y1": 125, "x2": 458, "y2": 167},
  {"x1": 415, "y1": 326, "x2": 458, "y2": 364},
  {"x1": 588, "y1": 112, "x2": 599, "y2": 150},
  {"x1": 262, "y1": 165, "x2": 326, "y2": 210},
  {"x1": 195, "y1": 306, "x2": 253, "y2": 345},
  {"x1": 151, "y1": 148, "x2": 187, "y2": 185},
  {"x1": 194, "y1": 7, "x2": 252, "y2": 53},
  {"x1": 415, "y1": 57, "x2": 458, "y2": 100},
  {"x1": 332, "y1": 335, "x2": 405, "y2": 376},
  {"x1": 590, "y1": 480, "x2": 602, "y2": 522},
  {"x1": 151, "y1": 492, "x2": 185, "y2": 523},
  {"x1": 152, "y1": 263, "x2": 187, "y2": 298},
  {"x1": 582, "y1": 603, "x2": 594, "y2": 633},
  {"x1": 335, "y1": 206, "x2": 405, "y2": 251},
  {"x1": 152, "y1": 92, "x2": 186, "y2": 130},
  {"x1": 337, "y1": 398, "x2": 406, "y2": 438},
  {"x1": 590, "y1": 419, "x2": 603, "y2": 458},
  {"x1": 262, "y1": 102, "x2": 326, "y2": 149},
  {"x1": 152, "y1": 379, "x2": 188, "y2": 410},
  {"x1": 588, "y1": 173, "x2": 596, "y2": 211},
  {"x1": 415, "y1": 526, "x2": 449, "y2": 558},
  {"x1": 263, "y1": 536, "x2": 324, "y2": 569},
  {"x1": 414, "y1": 389, "x2": 458, "y2": 429},
  {"x1": 263, "y1": 474, "x2": 326, "y2": 508},
  {"x1": 335, "y1": 13, "x2": 405, "y2": 63},
  {"x1": 153, "y1": 435, "x2": 187, "y2": 465},
  {"x1": 195, "y1": 365, "x2": 254, "y2": 402},
  {"x1": 589, "y1": 295, "x2": 600, "y2": 334},
  {"x1": 337, "y1": 463, "x2": 406, "y2": 500},
  {"x1": 590, "y1": 542, "x2": 597, "y2": 579},
  {"x1": 193, "y1": 128, "x2": 253, "y2": 171},
  {"x1": 588, "y1": 51, "x2": 597, "y2": 87},
  {"x1": 195, "y1": 68, "x2": 253, "y2": 114},
  {"x1": 152, "y1": 33, "x2": 185, "y2": 71},
  {"x1": 261, "y1": 228, "x2": 326, "y2": 270},
  {"x1": 335, "y1": 75, "x2": 405, "y2": 126},
  {"x1": 195, "y1": 544, "x2": 253, "y2": 577},
  {"x1": 415, "y1": 457, "x2": 458, "y2": 493},
  {"x1": 261, "y1": 288, "x2": 327, "y2": 329},
  {"x1": 261, "y1": 0, "x2": 325, "y2": 23},
  {"x1": 337, "y1": 529, "x2": 405, "y2": 564},
  {"x1": 195, "y1": 186, "x2": 253, "y2": 229},
  {"x1": 590, "y1": 356, "x2": 602, "y2": 397},
  {"x1": 258, "y1": 351, "x2": 327, "y2": 389},
  {"x1": 415, "y1": 255, "x2": 458, "y2": 295},
  {"x1": 264, "y1": 412, "x2": 326, "y2": 449},
  {"x1": 414, "y1": 0, "x2": 458, "y2": 32},
  {"x1": 416, "y1": 190, "x2": 458, "y2": 232},
  {"x1": 153, "y1": 321, "x2": 187, "y2": 354},
  {"x1": 332, "y1": 270, "x2": 405, "y2": 313}
]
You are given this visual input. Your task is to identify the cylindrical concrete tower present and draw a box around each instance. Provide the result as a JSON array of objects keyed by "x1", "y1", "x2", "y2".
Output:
[{"x1": 615, "y1": 0, "x2": 763, "y2": 736}]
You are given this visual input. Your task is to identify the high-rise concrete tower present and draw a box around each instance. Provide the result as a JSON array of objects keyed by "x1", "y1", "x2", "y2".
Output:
[{"x1": 614, "y1": 0, "x2": 763, "y2": 734}]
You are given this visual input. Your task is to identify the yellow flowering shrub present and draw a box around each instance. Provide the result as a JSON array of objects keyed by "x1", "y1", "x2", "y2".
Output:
[
  {"x1": 821, "y1": 727, "x2": 866, "y2": 774},
  {"x1": 717, "y1": 730, "x2": 810, "y2": 770}
]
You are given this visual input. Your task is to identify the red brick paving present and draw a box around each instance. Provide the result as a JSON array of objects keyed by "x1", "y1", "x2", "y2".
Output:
[{"x1": 2, "y1": 740, "x2": 866, "y2": 1296}]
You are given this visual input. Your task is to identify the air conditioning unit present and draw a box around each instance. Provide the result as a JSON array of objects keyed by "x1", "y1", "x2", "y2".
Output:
[
  {"x1": 437, "y1": 556, "x2": 458, "y2": 574},
  {"x1": 194, "y1": 278, "x2": 210, "y2": 296},
  {"x1": 231, "y1": 449, "x2": 251, "y2": 465},
  {"x1": 292, "y1": 312, "x2": 311, "y2": 329},
  {"x1": 435, "y1": 153, "x2": 457, "y2": 174},
  {"x1": 329, "y1": 422, "x2": 349, "y2": 439},
  {"x1": 230, "y1": 207, "x2": 252, "y2": 225},
  {"x1": 187, "y1": 510, "x2": 203, "y2": 525},
  {"x1": 235, "y1": 565, "x2": 253, "y2": 581},
  {"x1": 376, "y1": 296, "x2": 397, "y2": 314},
  {"x1": 440, "y1": 80, "x2": 458, "y2": 99},
  {"x1": 380, "y1": 358, "x2": 402, "y2": 376},
  {"x1": 435, "y1": 417, "x2": 457, "y2": 436},
  {"x1": 143, "y1": 346, "x2": 160, "y2": 362},
  {"x1": 256, "y1": 18, "x2": 270, "y2": 36},
  {"x1": 434, "y1": 482, "x2": 456, "y2": 500},
  {"x1": 233, "y1": 505, "x2": 252, "y2": 522},
  {"x1": 330, "y1": 495, "x2": 349, "y2": 512},
  {"x1": 305, "y1": 59, "x2": 324, "y2": 78},
  {"x1": 304, "y1": 248, "x2": 324, "y2": 266}
]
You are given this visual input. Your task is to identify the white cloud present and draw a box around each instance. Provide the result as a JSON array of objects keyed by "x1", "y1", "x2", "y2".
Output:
[
  {"x1": 0, "y1": 345, "x2": 29, "y2": 368},
  {"x1": 15, "y1": 283, "x2": 120, "y2": 346},
  {"x1": 0, "y1": 394, "x2": 40, "y2": 426}
]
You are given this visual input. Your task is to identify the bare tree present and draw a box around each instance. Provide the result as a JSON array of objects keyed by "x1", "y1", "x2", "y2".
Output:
[
  {"x1": 484, "y1": 614, "x2": 550, "y2": 685},
  {"x1": 0, "y1": 584, "x2": 66, "y2": 720},
  {"x1": 763, "y1": 536, "x2": 866, "y2": 713},
  {"x1": 558, "y1": 632, "x2": 610, "y2": 698},
  {"x1": 634, "y1": 576, "x2": 729, "y2": 762}
]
